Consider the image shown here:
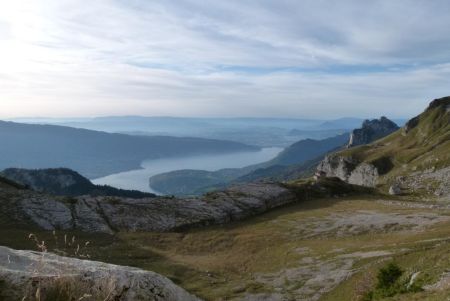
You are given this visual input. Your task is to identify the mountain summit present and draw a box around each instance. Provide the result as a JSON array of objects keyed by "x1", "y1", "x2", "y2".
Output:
[{"x1": 347, "y1": 116, "x2": 399, "y2": 148}]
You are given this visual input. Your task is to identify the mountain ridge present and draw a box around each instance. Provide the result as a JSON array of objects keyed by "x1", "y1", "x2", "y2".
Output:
[
  {"x1": 1, "y1": 168, "x2": 155, "y2": 198},
  {"x1": 318, "y1": 96, "x2": 450, "y2": 197},
  {"x1": 0, "y1": 120, "x2": 258, "y2": 178}
]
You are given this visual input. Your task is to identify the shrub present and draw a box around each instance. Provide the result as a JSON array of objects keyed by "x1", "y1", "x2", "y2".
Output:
[
  {"x1": 376, "y1": 262, "x2": 403, "y2": 290},
  {"x1": 360, "y1": 262, "x2": 409, "y2": 300}
]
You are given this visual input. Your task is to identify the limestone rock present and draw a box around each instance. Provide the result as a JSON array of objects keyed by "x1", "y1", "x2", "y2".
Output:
[
  {"x1": 317, "y1": 156, "x2": 379, "y2": 187},
  {"x1": 0, "y1": 182, "x2": 295, "y2": 234},
  {"x1": 389, "y1": 185, "x2": 402, "y2": 195},
  {"x1": 0, "y1": 246, "x2": 200, "y2": 301}
]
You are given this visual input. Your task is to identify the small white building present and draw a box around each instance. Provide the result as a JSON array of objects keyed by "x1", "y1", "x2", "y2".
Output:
[{"x1": 314, "y1": 170, "x2": 327, "y2": 181}]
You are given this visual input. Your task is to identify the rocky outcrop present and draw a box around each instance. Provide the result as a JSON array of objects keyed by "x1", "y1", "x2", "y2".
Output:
[
  {"x1": 317, "y1": 156, "x2": 379, "y2": 187},
  {"x1": 0, "y1": 246, "x2": 200, "y2": 301},
  {"x1": 395, "y1": 166, "x2": 450, "y2": 200},
  {"x1": 403, "y1": 116, "x2": 420, "y2": 134},
  {"x1": 389, "y1": 184, "x2": 402, "y2": 195},
  {"x1": 347, "y1": 117, "x2": 399, "y2": 148},
  {"x1": 1, "y1": 179, "x2": 372, "y2": 234},
  {"x1": 1, "y1": 183, "x2": 296, "y2": 234}
]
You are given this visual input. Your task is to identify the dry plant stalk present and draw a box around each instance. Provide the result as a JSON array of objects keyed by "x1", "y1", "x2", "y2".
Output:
[{"x1": 22, "y1": 232, "x2": 116, "y2": 301}]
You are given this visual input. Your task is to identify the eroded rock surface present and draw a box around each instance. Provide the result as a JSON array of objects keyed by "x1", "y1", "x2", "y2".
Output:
[
  {"x1": 317, "y1": 156, "x2": 379, "y2": 187},
  {"x1": 1, "y1": 183, "x2": 295, "y2": 234},
  {"x1": 0, "y1": 246, "x2": 200, "y2": 301}
]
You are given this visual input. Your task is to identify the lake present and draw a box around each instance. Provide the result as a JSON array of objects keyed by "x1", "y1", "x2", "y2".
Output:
[{"x1": 92, "y1": 147, "x2": 283, "y2": 194}]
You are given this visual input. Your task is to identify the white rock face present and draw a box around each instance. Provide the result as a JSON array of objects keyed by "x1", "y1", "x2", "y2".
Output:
[
  {"x1": 348, "y1": 163, "x2": 379, "y2": 187},
  {"x1": 317, "y1": 156, "x2": 379, "y2": 187},
  {"x1": 0, "y1": 246, "x2": 201, "y2": 301}
]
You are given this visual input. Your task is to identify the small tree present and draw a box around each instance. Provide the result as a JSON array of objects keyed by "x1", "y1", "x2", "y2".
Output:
[{"x1": 376, "y1": 262, "x2": 403, "y2": 290}]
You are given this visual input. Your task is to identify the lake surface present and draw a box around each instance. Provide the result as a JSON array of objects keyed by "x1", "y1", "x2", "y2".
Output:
[{"x1": 93, "y1": 147, "x2": 283, "y2": 194}]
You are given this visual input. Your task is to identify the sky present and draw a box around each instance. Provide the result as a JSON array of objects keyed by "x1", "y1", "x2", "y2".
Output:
[{"x1": 0, "y1": 0, "x2": 449, "y2": 119}]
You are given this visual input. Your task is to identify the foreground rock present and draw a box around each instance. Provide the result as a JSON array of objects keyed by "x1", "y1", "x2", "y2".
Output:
[{"x1": 0, "y1": 246, "x2": 200, "y2": 301}]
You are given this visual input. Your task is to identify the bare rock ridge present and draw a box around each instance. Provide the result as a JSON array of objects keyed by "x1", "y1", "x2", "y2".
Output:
[
  {"x1": 0, "y1": 178, "x2": 370, "y2": 234},
  {"x1": 0, "y1": 246, "x2": 200, "y2": 301},
  {"x1": 347, "y1": 116, "x2": 399, "y2": 148},
  {"x1": 0, "y1": 182, "x2": 294, "y2": 233}
]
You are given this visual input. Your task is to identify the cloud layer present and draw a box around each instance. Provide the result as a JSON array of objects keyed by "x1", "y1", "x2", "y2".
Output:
[{"x1": 1, "y1": 0, "x2": 449, "y2": 118}]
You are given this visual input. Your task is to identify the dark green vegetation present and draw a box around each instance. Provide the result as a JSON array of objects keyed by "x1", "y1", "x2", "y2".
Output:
[
  {"x1": 358, "y1": 262, "x2": 423, "y2": 300},
  {"x1": 0, "y1": 120, "x2": 258, "y2": 178},
  {"x1": 1, "y1": 168, "x2": 155, "y2": 198},
  {"x1": 149, "y1": 134, "x2": 349, "y2": 196}
]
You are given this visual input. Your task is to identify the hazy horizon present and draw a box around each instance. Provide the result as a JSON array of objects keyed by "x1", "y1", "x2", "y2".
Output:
[
  {"x1": 7, "y1": 114, "x2": 410, "y2": 121},
  {"x1": 1, "y1": 1, "x2": 450, "y2": 119}
]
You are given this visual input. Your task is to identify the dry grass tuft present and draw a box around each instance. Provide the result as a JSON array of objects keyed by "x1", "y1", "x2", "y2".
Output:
[{"x1": 22, "y1": 233, "x2": 116, "y2": 301}]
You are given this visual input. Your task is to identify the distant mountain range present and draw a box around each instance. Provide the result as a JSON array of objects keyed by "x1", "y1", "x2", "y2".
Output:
[
  {"x1": 0, "y1": 121, "x2": 258, "y2": 179},
  {"x1": 10, "y1": 116, "x2": 406, "y2": 147}
]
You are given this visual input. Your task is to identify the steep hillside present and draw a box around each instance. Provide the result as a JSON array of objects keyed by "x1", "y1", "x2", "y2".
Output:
[
  {"x1": 1, "y1": 168, "x2": 155, "y2": 198},
  {"x1": 0, "y1": 174, "x2": 25, "y2": 190},
  {"x1": 318, "y1": 97, "x2": 450, "y2": 196},
  {"x1": 0, "y1": 121, "x2": 258, "y2": 178},
  {"x1": 270, "y1": 133, "x2": 349, "y2": 165}
]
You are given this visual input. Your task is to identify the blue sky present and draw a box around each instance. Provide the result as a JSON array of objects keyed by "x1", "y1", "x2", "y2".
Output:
[{"x1": 0, "y1": 0, "x2": 449, "y2": 118}]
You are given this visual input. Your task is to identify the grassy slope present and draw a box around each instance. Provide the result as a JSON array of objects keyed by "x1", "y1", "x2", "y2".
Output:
[
  {"x1": 336, "y1": 98, "x2": 450, "y2": 192},
  {"x1": 2, "y1": 194, "x2": 450, "y2": 300}
]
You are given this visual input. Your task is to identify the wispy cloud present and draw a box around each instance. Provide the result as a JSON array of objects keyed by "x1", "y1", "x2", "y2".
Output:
[{"x1": 0, "y1": 0, "x2": 449, "y2": 118}]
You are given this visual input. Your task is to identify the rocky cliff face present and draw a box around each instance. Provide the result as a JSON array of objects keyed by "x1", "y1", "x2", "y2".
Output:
[
  {"x1": 317, "y1": 156, "x2": 379, "y2": 187},
  {"x1": 347, "y1": 116, "x2": 399, "y2": 148},
  {"x1": 0, "y1": 246, "x2": 200, "y2": 301}
]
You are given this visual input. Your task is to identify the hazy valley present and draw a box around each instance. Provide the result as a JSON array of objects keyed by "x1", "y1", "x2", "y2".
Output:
[
  {"x1": 0, "y1": 97, "x2": 449, "y2": 301},
  {"x1": 1, "y1": 2, "x2": 449, "y2": 300}
]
